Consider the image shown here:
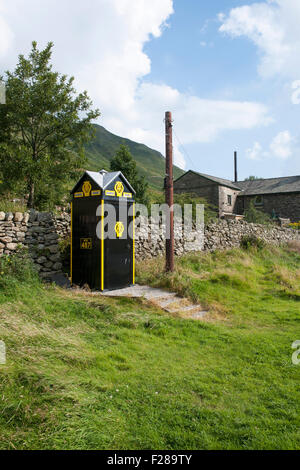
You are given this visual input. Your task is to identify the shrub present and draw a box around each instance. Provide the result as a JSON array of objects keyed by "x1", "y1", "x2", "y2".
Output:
[
  {"x1": 240, "y1": 235, "x2": 265, "y2": 251},
  {"x1": 244, "y1": 201, "x2": 272, "y2": 225},
  {"x1": 59, "y1": 236, "x2": 71, "y2": 275},
  {"x1": 289, "y1": 222, "x2": 300, "y2": 230},
  {"x1": 149, "y1": 192, "x2": 218, "y2": 223},
  {"x1": 0, "y1": 248, "x2": 38, "y2": 289},
  {"x1": 174, "y1": 193, "x2": 218, "y2": 223}
]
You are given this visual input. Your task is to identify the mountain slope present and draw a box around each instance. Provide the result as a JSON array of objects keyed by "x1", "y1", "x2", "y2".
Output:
[{"x1": 85, "y1": 124, "x2": 184, "y2": 190}]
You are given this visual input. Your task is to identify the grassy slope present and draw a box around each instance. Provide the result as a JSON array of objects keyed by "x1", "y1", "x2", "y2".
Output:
[
  {"x1": 0, "y1": 245, "x2": 300, "y2": 450},
  {"x1": 85, "y1": 124, "x2": 184, "y2": 190}
]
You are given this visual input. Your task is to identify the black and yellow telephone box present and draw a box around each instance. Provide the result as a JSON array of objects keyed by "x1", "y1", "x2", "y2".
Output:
[{"x1": 70, "y1": 170, "x2": 136, "y2": 291}]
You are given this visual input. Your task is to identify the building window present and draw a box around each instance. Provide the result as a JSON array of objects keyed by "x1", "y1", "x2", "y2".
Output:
[
  {"x1": 227, "y1": 195, "x2": 232, "y2": 206},
  {"x1": 254, "y1": 195, "x2": 264, "y2": 206}
]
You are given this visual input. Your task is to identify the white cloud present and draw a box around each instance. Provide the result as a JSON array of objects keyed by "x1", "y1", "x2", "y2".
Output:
[
  {"x1": 219, "y1": 0, "x2": 300, "y2": 80},
  {"x1": 0, "y1": 1, "x2": 13, "y2": 59},
  {"x1": 200, "y1": 41, "x2": 214, "y2": 48},
  {"x1": 246, "y1": 130, "x2": 294, "y2": 161},
  {"x1": 118, "y1": 83, "x2": 271, "y2": 168},
  {"x1": 291, "y1": 80, "x2": 300, "y2": 104},
  {"x1": 246, "y1": 141, "x2": 264, "y2": 160},
  {"x1": 270, "y1": 130, "x2": 293, "y2": 159},
  {"x1": 0, "y1": 0, "x2": 272, "y2": 169}
]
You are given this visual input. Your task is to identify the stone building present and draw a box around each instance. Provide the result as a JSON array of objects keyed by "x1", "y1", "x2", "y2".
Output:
[
  {"x1": 173, "y1": 171, "x2": 242, "y2": 218},
  {"x1": 174, "y1": 171, "x2": 300, "y2": 222},
  {"x1": 235, "y1": 176, "x2": 300, "y2": 222}
]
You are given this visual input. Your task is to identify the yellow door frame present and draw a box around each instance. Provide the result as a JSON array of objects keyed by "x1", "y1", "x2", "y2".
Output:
[
  {"x1": 101, "y1": 199, "x2": 104, "y2": 291},
  {"x1": 133, "y1": 202, "x2": 135, "y2": 285},
  {"x1": 70, "y1": 201, "x2": 73, "y2": 284}
]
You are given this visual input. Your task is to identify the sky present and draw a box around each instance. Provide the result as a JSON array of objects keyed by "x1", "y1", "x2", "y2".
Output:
[{"x1": 0, "y1": 0, "x2": 300, "y2": 181}]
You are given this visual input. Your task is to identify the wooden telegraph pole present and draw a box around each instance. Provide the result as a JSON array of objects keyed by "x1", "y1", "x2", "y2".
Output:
[
  {"x1": 234, "y1": 151, "x2": 238, "y2": 183},
  {"x1": 165, "y1": 111, "x2": 174, "y2": 273}
]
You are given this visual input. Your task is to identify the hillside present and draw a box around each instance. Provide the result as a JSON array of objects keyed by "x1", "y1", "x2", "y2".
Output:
[
  {"x1": 85, "y1": 124, "x2": 185, "y2": 190},
  {"x1": 0, "y1": 244, "x2": 300, "y2": 449}
]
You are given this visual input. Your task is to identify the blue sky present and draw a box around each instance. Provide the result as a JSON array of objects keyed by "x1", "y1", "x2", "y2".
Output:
[
  {"x1": 0, "y1": 0, "x2": 300, "y2": 181},
  {"x1": 143, "y1": 0, "x2": 300, "y2": 180},
  {"x1": 146, "y1": 1, "x2": 260, "y2": 97}
]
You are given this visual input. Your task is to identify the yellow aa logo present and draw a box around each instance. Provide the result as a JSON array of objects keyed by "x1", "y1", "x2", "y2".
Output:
[
  {"x1": 115, "y1": 221, "x2": 125, "y2": 238},
  {"x1": 82, "y1": 181, "x2": 92, "y2": 197},
  {"x1": 114, "y1": 181, "x2": 124, "y2": 197}
]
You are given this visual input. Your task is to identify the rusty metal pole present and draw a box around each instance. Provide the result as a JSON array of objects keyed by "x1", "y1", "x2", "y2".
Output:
[{"x1": 165, "y1": 111, "x2": 174, "y2": 273}]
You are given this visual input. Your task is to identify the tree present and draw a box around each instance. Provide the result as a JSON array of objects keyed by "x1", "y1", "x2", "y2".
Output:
[
  {"x1": 244, "y1": 176, "x2": 261, "y2": 181},
  {"x1": 110, "y1": 144, "x2": 149, "y2": 205},
  {"x1": 0, "y1": 41, "x2": 100, "y2": 209}
]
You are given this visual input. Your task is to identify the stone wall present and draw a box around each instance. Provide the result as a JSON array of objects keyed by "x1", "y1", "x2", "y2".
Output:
[
  {"x1": 219, "y1": 186, "x2": 240, "y2": 217},
  {"x1": 236, "y1": 193, "x2": 300, "y2": 222},
  {"x1": 203, "y1": 219, "x2": 300, "y2": 252},
  {"x1": 135, "y1": 218, "x2": 300, "y2": 259},
  {"x1": 0, "y1": 211, "x2": 299, "y2": 275},
  {"x1": 53, "y1": 211, "x2": 71, "y2": 238},
  {"x1": 0, "y1": 210, "x2": 64, "y2": 280},
  {"x1": 173, "y1": 171, "x2": 243, "y2": 218},
  {"x1": 135, "y1": 217, "x2": 204, "y2": 260},
  {"x1": 174, "y1": 172, "x2": 219, "y2": 209}
]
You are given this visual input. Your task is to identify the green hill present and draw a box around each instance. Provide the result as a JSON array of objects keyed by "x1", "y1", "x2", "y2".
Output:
[{"x1": 85, "y1": 124, "x2": 184, "y2": 190}]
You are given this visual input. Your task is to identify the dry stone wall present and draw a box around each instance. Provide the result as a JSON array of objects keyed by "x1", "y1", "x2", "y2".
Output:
[
  {"x1": 135, "y1": 216, "x2": 204, "y2": 260},
  {"x1": 135, "y1": 218, "x2": 300, "y2": 260},
  {"x1": 203, "y1": 219, "x2": 300, "y2": 252},
  {"x1": 0, "y1": 210, "x2": 63, "y2": 280},
  {"x1": 53, "y1": 212, "x2": 71, "y2": 238},
  {"x1": 0, "y1": 211, "x2": 299, "y2": 278}
]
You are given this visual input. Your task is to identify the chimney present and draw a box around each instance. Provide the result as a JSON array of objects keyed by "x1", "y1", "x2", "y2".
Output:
[{"x1": 234, "y1": 151, "x2": 238, "y2": 183}]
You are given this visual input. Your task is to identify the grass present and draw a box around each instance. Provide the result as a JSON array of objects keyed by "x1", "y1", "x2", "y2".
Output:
[
  {"x1": 0, "y1": 245, "x2": 299, "y2": 449},
  {"x1": 0, "y1": 197, "x2": 27, "y2": 213}
]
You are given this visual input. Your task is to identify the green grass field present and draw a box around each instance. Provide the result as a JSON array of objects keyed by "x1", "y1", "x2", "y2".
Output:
[{"x1": 0, "y1": 244, "x2": 299, "y2": 450}]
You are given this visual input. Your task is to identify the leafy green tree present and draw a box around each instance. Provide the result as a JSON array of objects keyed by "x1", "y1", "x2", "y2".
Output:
[
  {"x1": 0, "y1": 41, "x2": 100, "y2": 209},
  {"x1": 110, "y1": 144, "x2": 149, "y2": 205}
]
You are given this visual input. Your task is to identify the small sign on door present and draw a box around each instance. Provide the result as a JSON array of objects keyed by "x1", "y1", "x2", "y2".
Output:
[{"x1": 80, "y1": 238, "x2": 92, "y2": 250}]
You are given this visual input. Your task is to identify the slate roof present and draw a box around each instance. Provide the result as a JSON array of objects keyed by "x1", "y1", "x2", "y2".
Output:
[
  {"x1": 175, "y1": 170, "x2": 300, "y2": 196},
  {"x1": 197, "y1": 173, "x2": 241, "y2": 190},
  {"x1": 175, "y1": 171, "x2": 241, "y2": 190},
  {"x1": 71, "y1": 170, "x2": 136, "y2": 194},
  {"x1": 236, "y1": 176, "x2": 300, "y2": 196}
]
